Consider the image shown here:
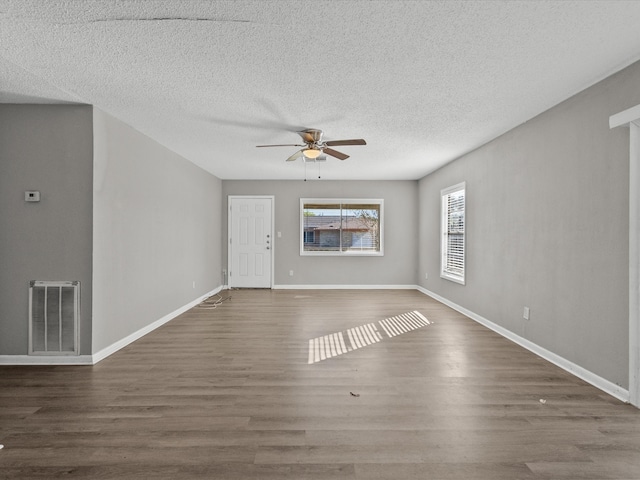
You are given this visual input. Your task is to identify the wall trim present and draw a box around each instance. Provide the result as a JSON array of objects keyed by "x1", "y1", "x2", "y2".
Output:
[
  {"x1": 609, "y1": 103, "x2": 640, "y2": 129},
  {"x1": 91, "y1": 286, "x2": 222, "y2": 364},
  {"x1": 4, "y1": 283, "x2": 628, "y2": 404},
  {"x1": 417, "y1": 286, "x2": 631, "y2": 404},
  {"x1": 272, "y1": 284, "x2": 418, "y2": 290},
  {"x1": 0, "y1": 355, "x2": 94, "y2": 365},
  {"x1": 0, "y1": 287, "x2": 222, "y2": 366}
]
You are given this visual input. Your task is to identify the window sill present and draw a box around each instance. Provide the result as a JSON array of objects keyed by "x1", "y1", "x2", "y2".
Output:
[
  {"x1": 301, "y1": 251, "x2": 384, "y2": 257},
  {"x1": 440, "y1": 272, "x2": 465, "y2": 285}
]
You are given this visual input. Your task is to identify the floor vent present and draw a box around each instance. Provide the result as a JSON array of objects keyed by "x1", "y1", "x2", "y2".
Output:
[{"x1": 29, "y1": 281, "x2": 80, "y2": 356}]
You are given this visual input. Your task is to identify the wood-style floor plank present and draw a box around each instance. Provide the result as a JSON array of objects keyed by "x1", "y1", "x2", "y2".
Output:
[{"x1": 1, "y1": 289, "x2": 639, "y2": 479}]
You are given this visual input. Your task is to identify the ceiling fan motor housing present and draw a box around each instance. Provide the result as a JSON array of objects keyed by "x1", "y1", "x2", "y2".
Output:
[{"x1": 300, "y1": 129, "x2": 324, "y2": 145}]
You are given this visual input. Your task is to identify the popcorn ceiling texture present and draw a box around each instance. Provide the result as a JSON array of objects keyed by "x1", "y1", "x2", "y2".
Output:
[{"x1": 2, "y1": 0, "x2": 640, "y2": 180}]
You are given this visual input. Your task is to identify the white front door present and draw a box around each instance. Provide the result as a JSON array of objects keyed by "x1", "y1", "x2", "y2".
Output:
[{"x1": 228, "y1": 196, "x2": 273, "y2": 288}]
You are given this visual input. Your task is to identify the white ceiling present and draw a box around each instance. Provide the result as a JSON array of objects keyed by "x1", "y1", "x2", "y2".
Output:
[{"x1": 2, "y1": 1, "x2": 640, "y2": 180}]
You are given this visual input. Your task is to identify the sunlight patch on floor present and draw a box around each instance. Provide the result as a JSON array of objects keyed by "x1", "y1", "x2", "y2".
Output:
[{"x1": 308, "y1": 311, "x2": 430, "y2": 364}]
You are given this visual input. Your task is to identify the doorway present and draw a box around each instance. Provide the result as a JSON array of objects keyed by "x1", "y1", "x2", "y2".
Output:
[
  {"x1": 228, "y1": 196, "x2": 274, "y2": 288},
  {"x1": 610, "y1": 104, "x2": 640, "y2": 407}
]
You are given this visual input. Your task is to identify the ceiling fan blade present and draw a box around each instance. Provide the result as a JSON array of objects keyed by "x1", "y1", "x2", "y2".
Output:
[
  {"x1": 323, "y1": 147, "x2": 350, "y2": 160},
  {"x1": 325, "y1": 139, "x2": 367, "y2": 146},
  {"x1": 202, "y1": 115, "x2": 308, "y2": 134},
  {"x1": 256, "y1": 144, "x2": 305, "y2": 148},
  {"x1": 286, "y1": 149, "x2": 304, "y2": 162}
]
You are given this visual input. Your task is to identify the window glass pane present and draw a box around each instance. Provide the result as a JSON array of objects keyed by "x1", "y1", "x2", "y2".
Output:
[
  {"x1": 441, "y1": 184, "x2": 465, "y2": 284},
  {"x1": 301, "y1": 200, "x2": 383, "y2": 255},
  {"x1": 446, "y1": 190, "x2": 464, "y2": 274},
  {"x1": 302, "y1": 203, "x2": 342, "y2": 252},
  {"x1": 341, "y1": 204, "x2": 380, "y2": 253}
]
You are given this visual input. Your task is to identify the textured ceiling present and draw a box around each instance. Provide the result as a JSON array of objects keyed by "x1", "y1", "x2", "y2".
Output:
[{"x1": 2, "y1": 1, "x2": 640, "y2": 180}]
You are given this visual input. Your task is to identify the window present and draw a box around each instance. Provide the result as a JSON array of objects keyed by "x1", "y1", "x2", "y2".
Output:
[
  {"x1": 301, "y1": 199, "x2": 383, "y2": 256},
  {"x1": 441, "y1": 183, "x2": 465, "y2": 284}
]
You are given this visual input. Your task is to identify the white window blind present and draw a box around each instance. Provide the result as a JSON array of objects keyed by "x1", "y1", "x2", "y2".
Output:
[{"x1": 441, "y1": 183, "x2": 465, "y2": 284}]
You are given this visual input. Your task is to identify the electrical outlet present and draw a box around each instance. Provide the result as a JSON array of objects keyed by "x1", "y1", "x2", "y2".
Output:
[
  {"x1": 425, "y1": 272, "x2": 428, "y2": 280},
  {"x1": 523, "y1": 306, "x2": 530, "y2": 320},
  {"x1": 289, "y1": 270, "x2": 294, "y2": 276},
  {"x1": 192, "y1": 281, "x2": 196, "y2": 289}
]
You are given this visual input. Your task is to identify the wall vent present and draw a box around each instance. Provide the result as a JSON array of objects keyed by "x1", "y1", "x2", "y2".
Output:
[{"x1": 29, "y1": 281, "x2": 80, "y2": 356}]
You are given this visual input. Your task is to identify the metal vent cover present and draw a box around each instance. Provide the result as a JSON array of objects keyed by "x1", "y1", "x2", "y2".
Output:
[{"x1": 29, "y1": 281, "x2": 80, "y2": 355}]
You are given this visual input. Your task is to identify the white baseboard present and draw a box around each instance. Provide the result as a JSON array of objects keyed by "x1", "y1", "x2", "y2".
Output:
[
  {"x1": 91, "y1": 286, "x2": 222, "y2": 364},
  {"x1": 0, "y1": 355, "x2": 94, "y2": 365},
  {"x1": 0, "y1": 287, "x2": 223, "y2": 366},
  {"x1": 272, "y1": 284, "x2": 418, "y2": 290},
  {"x1": 417, "y1": 286, "x2": 630, "y2": 403},
  {"x1": 5, "y1": 283, "x2": 626, "y2": 404}
]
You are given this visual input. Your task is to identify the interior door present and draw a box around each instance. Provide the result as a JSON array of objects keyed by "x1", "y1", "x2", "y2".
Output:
[{"x1": 228, "y1": 196, "x2": 273, "y2": 288}]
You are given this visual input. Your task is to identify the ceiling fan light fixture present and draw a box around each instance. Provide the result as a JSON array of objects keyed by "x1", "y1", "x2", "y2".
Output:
[{"x1": 303, "y1": 148, "x2": 322, "y2": 159}]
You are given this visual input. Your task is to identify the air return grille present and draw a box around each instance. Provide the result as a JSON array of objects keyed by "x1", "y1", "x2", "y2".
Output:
[{"x1": 29, "y1": 281, "x2": 79, "y2": 355}]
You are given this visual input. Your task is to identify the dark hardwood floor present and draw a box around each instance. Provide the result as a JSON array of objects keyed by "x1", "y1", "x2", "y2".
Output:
[{"x1": 1, "y1": 289, "x2": 639, "y2": 479}]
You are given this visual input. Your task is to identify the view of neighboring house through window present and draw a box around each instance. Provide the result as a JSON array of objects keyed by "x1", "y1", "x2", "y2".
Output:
[
  {"x1": 441, "y1": 182, "x2": 465, "y2": 284},
  {"x1": 301, "y1": 199, "x2": 383, "y2": 256}
]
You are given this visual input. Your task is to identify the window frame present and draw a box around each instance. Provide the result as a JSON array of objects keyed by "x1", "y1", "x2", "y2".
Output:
[
  {"x1": 440, "y1": 182, "x2": 466, "y2": 285},
  {"x1": 300, "y1": 198, "x2": 384, "y2": 256}
]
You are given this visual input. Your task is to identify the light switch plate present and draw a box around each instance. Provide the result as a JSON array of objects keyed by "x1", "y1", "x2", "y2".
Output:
[{"x1": 25, "y1": 191, "x2": 40, "y2": 202}]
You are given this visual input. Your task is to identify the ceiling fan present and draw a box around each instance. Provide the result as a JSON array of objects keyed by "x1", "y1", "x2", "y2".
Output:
[{"x1": 256, "y1": 128, "x2": 366, "y2": 162}]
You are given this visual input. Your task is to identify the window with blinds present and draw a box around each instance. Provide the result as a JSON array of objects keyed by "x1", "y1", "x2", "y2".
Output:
[{"x1": 441, "y1": 183, "x2": 466, "y2": 284}]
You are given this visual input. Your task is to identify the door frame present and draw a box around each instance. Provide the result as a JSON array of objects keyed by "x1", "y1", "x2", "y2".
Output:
[
  {"x1": 610, "y1": 104, "x2": 640, "y2": 407},
  {"x1": 227, "y1": 195, "x2": 275, "y2": 289}
]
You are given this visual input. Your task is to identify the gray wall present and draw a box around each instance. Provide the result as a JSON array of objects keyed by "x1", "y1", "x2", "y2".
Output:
[
  {"x1": 419, "y1": 60, "x2": 640, "y2": 389},
  {"x1": 222, "y1": 180, "x2": 419, "y2": 286},
  {"x1": 0, "y1": 104, "x2": 94, "y2": 355},
  {"x1": 92, "y1": 109, "x2": 222, "y2": 353}
]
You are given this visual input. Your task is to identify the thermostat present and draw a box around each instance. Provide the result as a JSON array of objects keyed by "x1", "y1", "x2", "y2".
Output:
[{"x1": 25, "y1": 191, "x2": 40, "y2": 202}]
